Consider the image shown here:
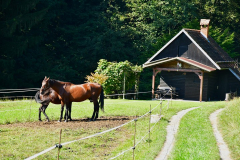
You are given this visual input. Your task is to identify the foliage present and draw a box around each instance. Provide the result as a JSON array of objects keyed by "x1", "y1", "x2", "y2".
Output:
[
  {"x1": 85, "y1": 72, "x2": 108, "y2": 85},
  {"x1": 210, "y1": 27, "x2": 237, "y2": 58},
  {"x1": 95, "y1": 59, "x2": 142, "y2": 95},
  {"x1": 0, "y1": 0, "x2": 240, "y2": 92}
]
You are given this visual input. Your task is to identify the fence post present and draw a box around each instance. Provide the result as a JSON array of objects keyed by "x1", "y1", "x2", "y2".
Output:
[
  {"x1": 149, "y1": 105, "x2": 151, "y2": 147},
  {"x1": 29, "y1": 97, "x2": 32, "y2": 121},
  {"x1": 57, "y1": 129, "x2": 62, "y2": 160},
  {"x1": 167, "y1": 99, "x2": 169, "y2": 110},
  {"x1": 133, "y1": 119, "x2": 137, "y2": 160},
  {"x1": 160, "y1": 99, "x2": 162, "y2": 116}
]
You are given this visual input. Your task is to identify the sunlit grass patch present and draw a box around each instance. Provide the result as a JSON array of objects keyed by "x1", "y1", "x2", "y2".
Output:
[
  {"x1": 219, "y1": 98, "x2": 240, "y2": 159},
  {"x1": 0, "y1": 99, "x2": 226, "y2": 159},
  {"x1": 169, "y1": 102, "x2": 225, "y2": 160}
]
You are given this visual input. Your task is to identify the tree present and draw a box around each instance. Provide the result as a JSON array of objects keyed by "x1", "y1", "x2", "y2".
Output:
[{"x1": 94, "y1": 59, "x2": 142, "y2": 96}]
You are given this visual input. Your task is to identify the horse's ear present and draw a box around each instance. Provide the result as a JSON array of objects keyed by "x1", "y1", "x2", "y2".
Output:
[
  {"x1": 46, "y1": 77, "x2": 50, "y2": 81},
  {"x1": 44, "y1": 76, "x2": 47, "y2": 80}
]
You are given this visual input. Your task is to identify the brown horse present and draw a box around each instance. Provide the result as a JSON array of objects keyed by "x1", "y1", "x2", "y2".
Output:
[
  {"x1": 35, "y1": 88, "x2": 71, "y2": 122},
  {"x1": 40, "y1": 77, "x2": 104, "y2": 122}
]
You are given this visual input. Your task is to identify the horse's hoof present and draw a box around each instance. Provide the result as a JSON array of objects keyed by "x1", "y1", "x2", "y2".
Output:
[
  {"x1": 39, "y1": 119, "x2": 42, "y2": 121},
  {"x1": 65, "y1": 120, "x2": 68, "y2": 122},
  {"x1": 58, "y1": 120, "x2": 61, "y2": 122}
]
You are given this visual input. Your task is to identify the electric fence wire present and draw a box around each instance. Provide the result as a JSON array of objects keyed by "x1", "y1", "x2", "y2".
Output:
[
  {"x1": 109, "y1": 99, "x2": 171, "y2": 159},
  {"x1": 109, "y1": 107, "x2": 163, "y2": 159},
  {"x1": 25, "y1": 101, "x2": 163, "y2": 160}
]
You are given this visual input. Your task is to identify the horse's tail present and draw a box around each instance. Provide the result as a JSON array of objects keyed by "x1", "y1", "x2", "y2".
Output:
[
  {"x1": 35, "y1": 91, "x2": 44, "y2": 103},
  {"x1": 99, "y1": 86, "x2": 104, "y2": 112},
  {"x1": 34, "y1": 91, "x2": 50, "y2": 105}
]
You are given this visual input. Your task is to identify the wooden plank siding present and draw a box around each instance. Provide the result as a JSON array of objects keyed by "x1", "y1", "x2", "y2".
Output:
[
  {"x1": 217, "y1": 70, "x2": 240, "y2": 100},
  {"x1": 159, "y1": 71, "x2": 186, "y2": 99},
  {"x1": 184, "y1": 73, "x2": 201, "y2": 100},
  {"x1": 205, "y1": 72, "x2": 218, "y2": 101},
  {"x1": 151, "y1": 33, "x2": 215, "y2": 68}
]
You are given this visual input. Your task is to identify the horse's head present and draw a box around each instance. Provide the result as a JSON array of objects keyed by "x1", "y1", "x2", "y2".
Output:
[{"x1": 40, "y1": 76, "x2": 50, "y2": 94}]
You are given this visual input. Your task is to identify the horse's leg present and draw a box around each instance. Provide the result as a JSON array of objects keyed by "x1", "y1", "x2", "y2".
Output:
[
  {"x1": 63, "y1": 103, "x2": 72, "y2": 121},
  {"x1": 94, "y1": 100, "x2": 100, "y2": 120},
  {"x1": 90, "y1": 100, "x2": 99, "y2": 121},
  {"x1": 65, "y1": 102, "x2": 70, "y2": 122},
  {"x1": 90, "y1": 102, "x2": 96, "y2": 121},
  {"x1": 59, "y1": 102, "x2": 64, "y2": 122},
  {"x1": 68, "y1": 102, "x2": 72, "y2": 121},
  {"x1": 39, "y1": 105, "x2": 43, "y2": 121},
  {"x1": 42, "y1": 105, "x2": 50, "y2": 122}
]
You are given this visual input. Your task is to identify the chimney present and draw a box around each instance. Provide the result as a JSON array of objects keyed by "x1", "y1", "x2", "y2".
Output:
[{"x1": 200, "y1": 19, "x2": 210, "y2": 39}]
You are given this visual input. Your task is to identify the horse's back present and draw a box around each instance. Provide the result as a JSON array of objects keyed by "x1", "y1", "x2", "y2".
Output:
[{"x1": 69, "y1": 83, "x2": 102, "y2": 102}]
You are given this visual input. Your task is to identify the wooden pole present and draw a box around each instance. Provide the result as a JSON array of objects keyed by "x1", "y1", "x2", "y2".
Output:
[
  {"x1": 152, "y1": 69, "x2": 156, "y2": 99},
  {"x1": 133, "y1": 119, "x2": 137, "y2": 160},
  {"x1": 57, "y1": 129, "x2": 62, "y2": 160},
  {"x1": 123, "y1": 72, "x2": 126, "y2": 99},
  {"x1": 149, "y1": 105, "x2": 151, "y2": 147},
  {"x1": 199, "y1": 72, "x2": 204, "y2": 102},
  {"x1": 29, "y1": 97, "x2": 32, "y2": 121}
]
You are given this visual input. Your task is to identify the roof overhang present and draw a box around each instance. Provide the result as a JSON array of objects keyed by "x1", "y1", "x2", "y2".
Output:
[{"x1": 143, "y1": 57, "x2": 216, "y2": 72}]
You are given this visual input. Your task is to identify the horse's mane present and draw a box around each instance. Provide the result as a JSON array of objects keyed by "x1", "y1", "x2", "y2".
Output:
[{"x1": 49, "y1": 79, "x2": 73, "y2": 85}]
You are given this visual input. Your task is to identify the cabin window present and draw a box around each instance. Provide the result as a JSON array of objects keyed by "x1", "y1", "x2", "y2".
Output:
[{"x1": 178, "y1": 45, "x2": 188, "y2": 57}]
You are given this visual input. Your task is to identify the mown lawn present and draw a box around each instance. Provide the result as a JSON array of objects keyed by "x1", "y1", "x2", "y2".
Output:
[
  {"x1": 0, "y1": 99, "x2": 235, "y2": 159},
  {"x1": 169, "y1": 102, "x2": 225, "y2": 160}
]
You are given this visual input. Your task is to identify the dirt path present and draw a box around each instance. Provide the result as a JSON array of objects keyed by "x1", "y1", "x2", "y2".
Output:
[
  {"x1": 155, "y1": 107, "x2": 232, "y2": 160},
  {"x1": 155, "y1": 107, "x2": 199, "y2": 160},
  {"x1": 210, "y1": 109, "x2": 232, "y2": 160}
]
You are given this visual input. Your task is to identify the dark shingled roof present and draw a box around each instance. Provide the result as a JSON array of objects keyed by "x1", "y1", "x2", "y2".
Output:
[
  {"x1": 184, "y1": 29, "x2": 234, "y2": 67},
  {"x1": 185, "y1": 29, "x2": 240, "y2": 79}
]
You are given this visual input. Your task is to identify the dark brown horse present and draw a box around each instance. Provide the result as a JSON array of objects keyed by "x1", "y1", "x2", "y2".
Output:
[
  {"x1": 40, "y1": 77, "x2": 104, "y2": 122},
  {"x1": 35, "y1": 88, "x2": 72, "y2": 122}
]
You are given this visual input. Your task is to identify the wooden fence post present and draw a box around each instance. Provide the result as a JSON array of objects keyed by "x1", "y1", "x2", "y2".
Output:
[
  {"x1": 57, "y1": 129, "x2": 62, "y2": 160},
  {"x1": 149, "y1": 105, "x2": 151, "y2": 147},
  {"x1": 133, "y1": 119, "x2": 137, "y2": 160},
  {"x1": 29, "y1": 97, "x2": 32, "y2": 121}
]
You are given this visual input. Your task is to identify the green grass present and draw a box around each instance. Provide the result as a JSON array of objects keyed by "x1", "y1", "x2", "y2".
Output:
[
  {"x1": 218, "y1": 98, "x2": 240, "y2": 159},
  {"x1": 0, "y1": 99, "x2": 230, "y2": 159},
  {"x1": 169, "y1": 102, "x2": 225, "y2": 160}
]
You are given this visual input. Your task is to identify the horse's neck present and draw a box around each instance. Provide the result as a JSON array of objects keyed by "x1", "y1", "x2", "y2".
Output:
[{"x1": 49, "y1": 79, "x2": 64, "y2": 93}]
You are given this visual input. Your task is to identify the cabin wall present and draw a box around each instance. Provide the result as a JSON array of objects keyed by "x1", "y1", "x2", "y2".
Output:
[
  {"x1": 184, "y1": 73, "x2": 200, "y2": 100},
  {"x1": 216, "y1": 70, "x2": 240, "y2": 100},
  {"x1": 205, "y1": 72, "x2": 218, "y2": 101},
  {"x1": 152, "y1": 33, "x2": 192, "y2": 60},
  {"x1": 159, "y1": 71, "x2": 185, "y2": 98}
]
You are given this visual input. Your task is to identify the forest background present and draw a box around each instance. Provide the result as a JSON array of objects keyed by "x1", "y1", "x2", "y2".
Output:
[{"x1": 0, "y1": 0, "x2": 240, "y2": 98}]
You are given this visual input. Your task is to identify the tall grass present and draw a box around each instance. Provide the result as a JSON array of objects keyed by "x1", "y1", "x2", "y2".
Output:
[{"x1": 218, "y1": 98, "x2": 240, "y2": 159}]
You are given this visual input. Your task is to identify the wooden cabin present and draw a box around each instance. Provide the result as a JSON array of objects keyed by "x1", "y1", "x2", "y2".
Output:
[{"x1": 143, "y1": 19, "x2": 240, "y2": 101}]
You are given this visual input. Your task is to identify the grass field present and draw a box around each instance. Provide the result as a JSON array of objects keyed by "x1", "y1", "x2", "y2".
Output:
[
  {"x1": 0, "y1": 98, "x2": 237, "y2": 159},
  {"x1": 218, "y1": 98, "x2": 240, "y2": 159}
]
